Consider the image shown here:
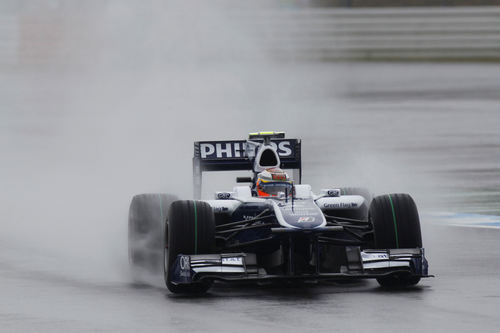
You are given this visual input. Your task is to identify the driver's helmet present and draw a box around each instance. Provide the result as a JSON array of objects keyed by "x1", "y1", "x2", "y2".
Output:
[{"x1": 255, "y1": 168, "x2": 293, "y2": 197}]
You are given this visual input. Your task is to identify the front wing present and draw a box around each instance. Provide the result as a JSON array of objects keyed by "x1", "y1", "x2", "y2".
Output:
[{"x1": 170, "y1": 247, "x2": 430, "y2": 285}]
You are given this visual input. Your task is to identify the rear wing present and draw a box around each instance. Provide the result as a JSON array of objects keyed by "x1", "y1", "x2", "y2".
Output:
[{"x1": 193, "y1": 138, "x2": 302, "y2": 199}]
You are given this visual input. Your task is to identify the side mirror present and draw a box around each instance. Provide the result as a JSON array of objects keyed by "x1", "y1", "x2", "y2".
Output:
[{"x1": 320, "y1": 189, "x2": 341, "y2": 197}]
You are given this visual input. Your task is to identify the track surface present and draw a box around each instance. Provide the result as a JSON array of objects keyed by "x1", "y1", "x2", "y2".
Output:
[
  {"x1": 2, "y1": 63, "x2": 500, "y2": 332},
  {"x1": 1, "y1": 225, "x2": 500, "y2": 332}
]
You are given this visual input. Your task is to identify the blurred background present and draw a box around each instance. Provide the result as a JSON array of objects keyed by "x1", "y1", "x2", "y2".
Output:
[{"x1": 1, "y1": 1, "x2": 500, "y2": 331}]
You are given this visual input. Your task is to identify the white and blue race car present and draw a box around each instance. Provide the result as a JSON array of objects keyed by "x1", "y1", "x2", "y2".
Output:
[{"x1": 128, "y1": 132, "x2": 430, "y2": 293}]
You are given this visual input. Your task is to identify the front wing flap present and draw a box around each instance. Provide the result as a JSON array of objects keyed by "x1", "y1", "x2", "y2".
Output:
[{"x1": 170, "y1": 248, "x2": 430, "y2": 285}]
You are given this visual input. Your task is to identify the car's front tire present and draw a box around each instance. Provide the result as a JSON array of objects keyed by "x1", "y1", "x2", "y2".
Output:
[
  {"x1": 369, "y1": 193, "x2": 422, "y2": 287},
  {"x1": 164, "y1": 200, "x2": 215, "y2": 293}
]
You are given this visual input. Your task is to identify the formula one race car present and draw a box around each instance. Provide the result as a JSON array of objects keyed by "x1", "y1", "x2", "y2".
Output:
[{"x1": 128, "y1": 132, "x2": 430, "y2": 293}]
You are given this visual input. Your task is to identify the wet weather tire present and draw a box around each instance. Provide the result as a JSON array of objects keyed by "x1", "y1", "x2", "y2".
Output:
[
  {"x1": 128, "y1": 194, "x2": 177, "y2": 279},
  {"x1": 340, "y1": 187, "x2": 373, "y2": 205},
  {"x1": 369, "y1": 193, "x2": 422, "y2": 287},
  {"x1": 339, "y1": 187, "x2": 373, "y2": 220},
  {"x1": 164, "y1": 200, "x2": 215, "y2": 293}
]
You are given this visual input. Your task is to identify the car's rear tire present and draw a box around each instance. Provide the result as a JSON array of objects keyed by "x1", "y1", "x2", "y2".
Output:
[
  {"x1": 340, "y1": 187, "x2": 373, "y2": 204},
  {"x1": 339, "y1": 187, "x2": 373, "y2": 220},
  {"x1": 369, "y1": 193, "x2": 422, "y2": 287},
  {"x1": 128, "y1": 194, "x2": 177, "y2": 280},
  {"x1": 165, "y1": 200, "x2": 215, "y2": 293}
]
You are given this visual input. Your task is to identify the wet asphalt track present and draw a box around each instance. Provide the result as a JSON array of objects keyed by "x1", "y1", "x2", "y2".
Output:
[
  {"x1": 1, "y1": 224, "x2": 500, "y2": 332},
  {"x1": 2, "y1": 62, "x2": 500, "y2": 332}
]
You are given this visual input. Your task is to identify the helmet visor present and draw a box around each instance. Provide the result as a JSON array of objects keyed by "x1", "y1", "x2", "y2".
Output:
[{"x1": 258, "y1": 182, "x2": 293, "y2": 196}]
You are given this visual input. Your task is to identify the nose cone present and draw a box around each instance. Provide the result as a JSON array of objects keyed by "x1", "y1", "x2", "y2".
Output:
[
  {"x1": 285, "y1": 214, "x2": 324, "y2": 229},
  {"x1": 273, "y1": 199, "x2": 326, "y2": 229}
]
